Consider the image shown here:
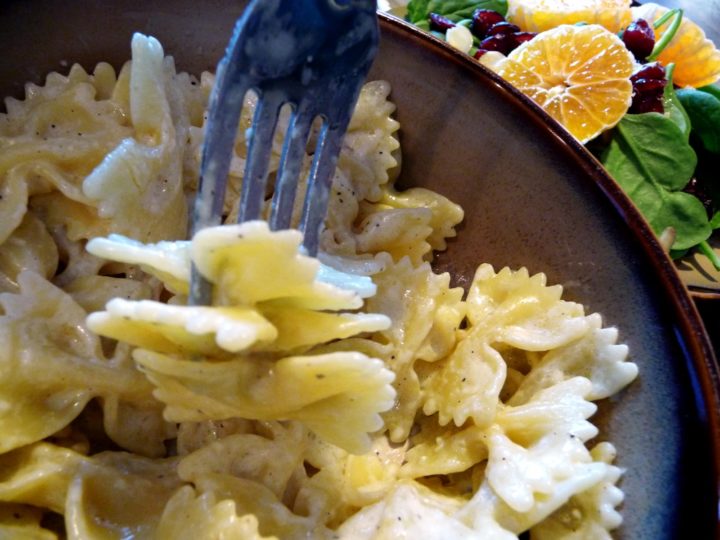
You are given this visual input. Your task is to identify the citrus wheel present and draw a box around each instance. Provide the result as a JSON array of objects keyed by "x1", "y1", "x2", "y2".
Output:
[
  {"x1": 493, "y1": 24, "x2": 635, "y2": 143},
  {"x1": 507, "y1": 0, "x2": 632, "y2": 34},
  {"x1": 632, "y1": 3, "x2": 720, "y2": 88}
]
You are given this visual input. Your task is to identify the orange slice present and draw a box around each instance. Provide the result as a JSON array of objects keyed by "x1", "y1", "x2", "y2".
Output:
[
  {"x1": 507, "y1": 0, "x2": 632, "y2": 34},
  {"x1": 494, "y1": 24, "x2": 634, "y2": 143},
  {"x1": 632, "y1": 3, "x2": 720, "y2": 88}
]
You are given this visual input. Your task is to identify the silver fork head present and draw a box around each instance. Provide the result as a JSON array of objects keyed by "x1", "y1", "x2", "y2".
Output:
[{"x1": 189, "y1": 0, "x2": 378, "y2": 305}]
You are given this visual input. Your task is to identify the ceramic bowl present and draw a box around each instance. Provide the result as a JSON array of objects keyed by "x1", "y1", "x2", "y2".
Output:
[{"x1": 1, "y1": 2, "x2": 719, "y2": 537}]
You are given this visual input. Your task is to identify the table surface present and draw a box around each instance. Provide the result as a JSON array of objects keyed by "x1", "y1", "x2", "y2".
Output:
[{"x1": 659, "y1": 1, "x2": 720, "y2": 355}]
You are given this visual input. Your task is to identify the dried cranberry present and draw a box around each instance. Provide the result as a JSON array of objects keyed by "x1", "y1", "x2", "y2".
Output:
[
  {"x1": 623, "y1": 18, "x2": 655, "y2": 61},
  {"x1": 485, "y1": 22, "x2": 521, "y2": 36},
  {"x1": 630, "y1": 91, "x2": 664, "y2": 114},
  {"x1": 513, "y1": 32, "x2": 537, "y2": 47},
  {"x1": 471, "y1": 9, "x2": 505, "y2": 38},
  {"x1": 631, "y1": 62, "x2": 666, "y2": 83},
  {"x1": 478, "y1": 33, "x2": 516, "y2": 55},
  {"x1": 629, "y1": 61, "x2": 667, "y2": 114},
  {"x1": 632, "y1": 78, "x2": 666, "y2": 94},
  {"x1": 429, "y1": 12, "x2": 456, "y2": 32},
  {"x1": 474, "y1": 49, "x2": 488, "y2": 60}
]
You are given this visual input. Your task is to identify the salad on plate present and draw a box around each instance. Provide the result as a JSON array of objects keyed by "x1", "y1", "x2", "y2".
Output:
[{"x1": 382, "y1": 0, "x2": 720, "y2": 295}]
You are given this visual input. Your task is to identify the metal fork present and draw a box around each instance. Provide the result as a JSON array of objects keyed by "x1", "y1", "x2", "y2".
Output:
[{"x1": 189, "y1": 0, "x2": 379, "y2": 305}]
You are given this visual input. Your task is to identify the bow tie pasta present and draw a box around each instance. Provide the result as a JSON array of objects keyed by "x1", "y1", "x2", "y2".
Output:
[
  {"x1": 0, "y1": 32, "x2": 637, "y2": 539},
  {"x1": 86, "y1": 221, "x2": 396, "y2": 454}
]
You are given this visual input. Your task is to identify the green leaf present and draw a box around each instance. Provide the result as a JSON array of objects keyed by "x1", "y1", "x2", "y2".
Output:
[
  {"x1": 663, "y1": 65, "x2": 691, "y2": 140},
  {"x1": 610, "y1": 114, "x2": 696, "y2": 191},
  {"x1": 602, "y1": 113, "x2": 710, "y2": 250},
  {"x1": 406, "y1": 0, "x2": 429, "y2": 23},
  {"x1": 711, "y1": 212, "x2": 720, "y2": 229},
  {"x1": 676, "y1": 88, "x2": 720, "y2": 154},
  {"x1": 650, "y1": 191, "x2": 712, "y2": 249},
  {"x1": 698, "y1": 84, "x2": 720, "y2": 101},
  {"x1": 406, "y1": 0, "x2": 508, "y2": 24},
  {"x1": 670, "y1": 248, "x2": 689, "y2": 259}
]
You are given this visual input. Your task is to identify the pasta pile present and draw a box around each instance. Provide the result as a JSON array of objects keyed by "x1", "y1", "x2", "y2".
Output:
[{"x1": 0, "y1": 34, "x2": 638, "y2": 539}]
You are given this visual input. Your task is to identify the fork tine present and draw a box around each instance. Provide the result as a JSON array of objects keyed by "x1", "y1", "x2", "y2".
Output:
[
  {"x1": 190, "y1": 24, "x2": 250, "y2": 306},
  {"x1": 237, "y1": 91, "x2": 284, "y2": 223},
  {"x1": 300, "y1": 119, "x2": 345, "y2": 256},
  {"x1": 192, "y1": 85, "x2": 249, "y2": 233},
  {"x1": 191, "y1": 16, "x2": 252, "y2": 236},
  {"x1": 269, "y1": 105, "x2": 314, "y2": 231}
]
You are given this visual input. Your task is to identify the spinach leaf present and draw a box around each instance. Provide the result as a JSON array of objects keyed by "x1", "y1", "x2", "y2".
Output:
[
  {"x1": 669, "y1": 247, "x2": 688, "y2": 259},
  {"x1": 662, "y1": 65, "x2": 691, "y2": 140},
  {"x1": 676, "y1": 87, "x2": 720, "y2": 154},
  {"x1": 407, "y1": 0, "x2": 508, "y2": 29},
  {"x1": 711, "y1": 212, "x2": 720, "y2": 229},
  {"x1": 606, "y1": 114, "x2": 696, "y2": 190},
  {"x1": 698, "y1": 84, "x2": 720, "y2": 101},
  {"x1": 601, "y1": 113, "x2": 710, "y2": 250},
  {"x1": 712, "y1": 212, "x2": 720, "y2": 229}
]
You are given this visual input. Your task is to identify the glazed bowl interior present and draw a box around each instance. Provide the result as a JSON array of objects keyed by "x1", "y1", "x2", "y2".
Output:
[{"x1": 1, "y1": 1, "x2": 719, "y2": 537}]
